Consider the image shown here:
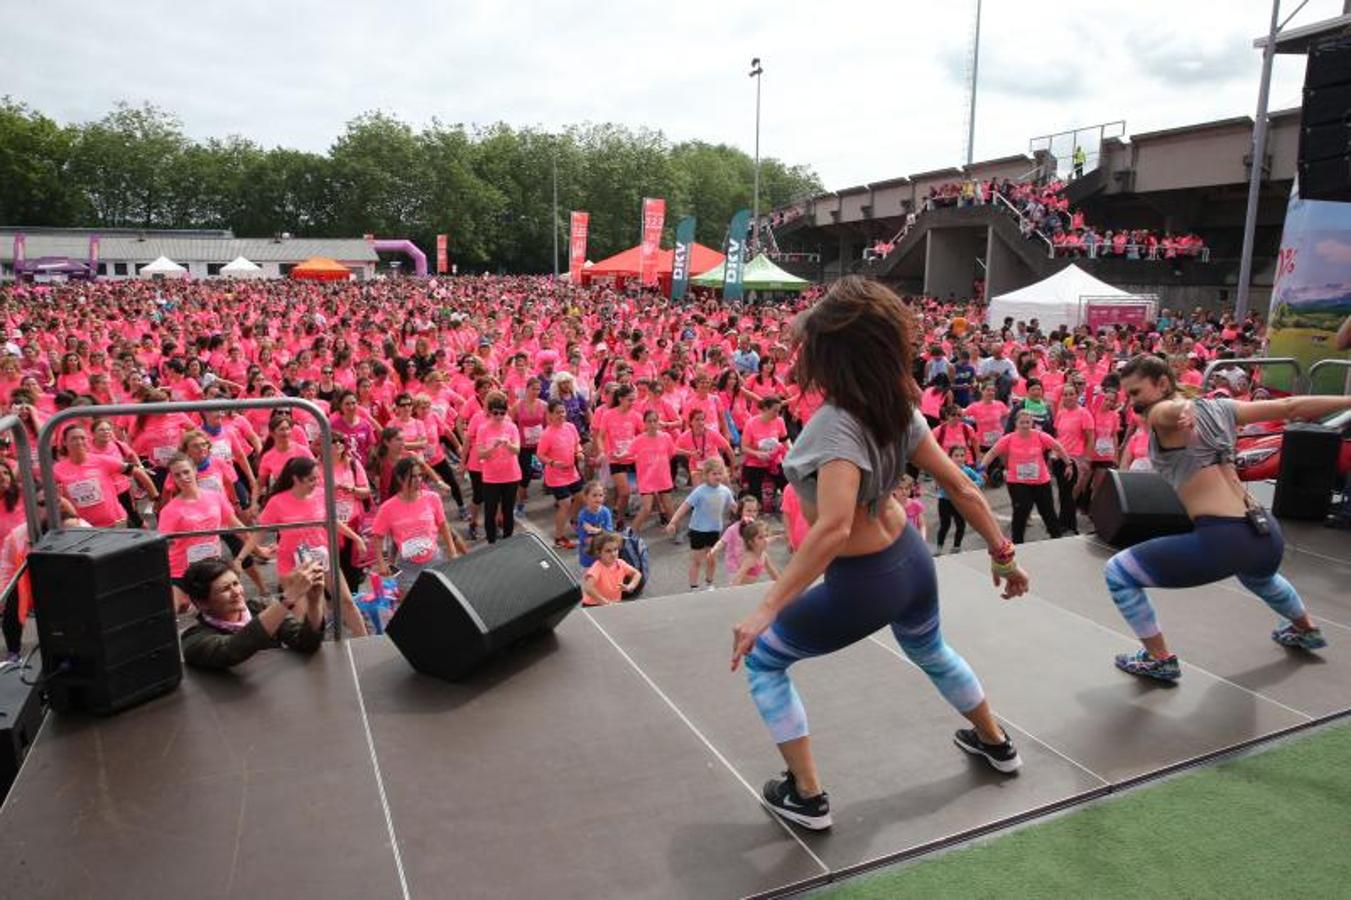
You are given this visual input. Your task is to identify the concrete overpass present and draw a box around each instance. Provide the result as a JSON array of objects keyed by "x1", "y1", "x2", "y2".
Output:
[{"x1": 767, "y1": 109, "x2": 1301, "y2": 311}]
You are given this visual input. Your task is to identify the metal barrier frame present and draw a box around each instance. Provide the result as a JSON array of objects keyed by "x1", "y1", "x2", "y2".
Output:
[
  {"x1": 1308, "y1": 359, "x2": 1351, "y2": 395},
  {"x1": 1201, "y1": 357, "x2": 1304, "y2": 395},
  {"x1": 0, "y1": 414, "x2": 44, "y2": 631},
  {"x1": 35, "y1": 398, "x2": 349, "y2": 640}
]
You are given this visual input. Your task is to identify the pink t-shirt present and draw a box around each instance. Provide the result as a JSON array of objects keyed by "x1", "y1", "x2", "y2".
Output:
[
  {"x1": 258, "y1": 442, "x2": 314, "y2": 487},
  {"x1": 598, "y1": 408, "x2": 643, "y2": 464},
  {"x1": 675, "y1": 427, "x2": 732, "y2": 471},
  {"x1": 964, "y1": 400, "x2": 1009, "y2": 448},
  {"x1": 1091, "y1": 408, "x2": 1122, "y2": 461},
  {"x1": 158, "y1": 490, "x2": 233, "y2": 577},
  {"x1": 54, "y1": 455, "x2": 126, "y2": 526},
  {"x1": 991, "y1": 431, "x2": 1056, "y2": 485},
  {"x1": 477, "y1": 419, "x2": 522, "y2": 484},
  {"x1": 630, "y1": 431, "x2": 676, "y2": 494},
  {"x1": 372, "y1": 490, "x2": 445, "y2": 564},
  {"x1": 741, "y1": 415, "x2": 787, "y2": 469},
  {"x1": 536, "y1": 422, "x2": 581, "y2": 487},
  {"x1": 781, "y1": 483, "x2": 808, "y2": 551},
  {"x1": 584, "y1": 557, "x2": 638, "y2": 605},
  {"x1": 1053, "y1": 406, "x2": 1095, "y2": 457},
  {"x1": 258, "y1": 489, "x2": 328, "y2": 575}
]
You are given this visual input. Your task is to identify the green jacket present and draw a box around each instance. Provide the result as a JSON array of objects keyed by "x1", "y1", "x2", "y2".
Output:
[{"x1": 180, "y1": 598, "x2": 324, "y2": 670}]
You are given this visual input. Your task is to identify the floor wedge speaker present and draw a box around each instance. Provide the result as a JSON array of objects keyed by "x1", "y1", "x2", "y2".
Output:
[
  {"x1": 386, "y1": 532, "x2": 581, "y2": 681},
  {"x1": 28, "y1": 529, "x2": 181, "y2": 715},
  {"x1": 1272, "y1": 423, "x2": 1341, "y2": 520},
  {"x1": 1091, "y1": 470, "x2": 1194, "y2": 548}
]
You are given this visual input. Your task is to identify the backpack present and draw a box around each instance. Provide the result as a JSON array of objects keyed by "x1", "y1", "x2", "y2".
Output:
[{"x1": 619, "y1": 527, "x2": 650, "y2": 600}]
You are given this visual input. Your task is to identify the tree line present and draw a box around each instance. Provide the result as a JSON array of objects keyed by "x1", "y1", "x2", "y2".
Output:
[{"x1": 0, "y1": 99, "x2": 822, "y2": 272}]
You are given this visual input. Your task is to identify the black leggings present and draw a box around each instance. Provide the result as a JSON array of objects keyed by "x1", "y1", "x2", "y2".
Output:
[
  {"x1": 118, "y1": 491, "x2": 144, "y2": 529},
  {"x1": 432, "y1": 459, "x2": 464, "y2": 508},
  {"x1": 1051, "y1": 458, "x2": 1079, "y2": 534},
  {"x1": 1007, "y1": 482, "x2": 1062, "y2": 544},
  {"x1": 481, "y1": 481, "x2": 516, "y2": 543},
  {"x1": 742, "y1": 466, "x2": 785, "y2": 505},
  {"x1": 936, "y1": 497, "x2": 966, "y2": 548}
]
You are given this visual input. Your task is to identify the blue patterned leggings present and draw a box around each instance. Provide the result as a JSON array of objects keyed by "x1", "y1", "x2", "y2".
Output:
[
  {"x1": 1104, "y1": 515, "x2": 1306, "y2": 640},
  {"x1": 744, "y1": 526, "x2": 986, "y2": 744}
]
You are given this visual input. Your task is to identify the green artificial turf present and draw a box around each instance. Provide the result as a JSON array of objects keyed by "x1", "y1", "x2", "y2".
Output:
[{"x1": 823, "y1": 722, "x2": 1351, "y2": 900}]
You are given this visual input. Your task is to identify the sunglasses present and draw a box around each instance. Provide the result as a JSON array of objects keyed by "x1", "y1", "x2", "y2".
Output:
[{"x1": 489, "y1": 409, "x2": 507, "y2": 416}]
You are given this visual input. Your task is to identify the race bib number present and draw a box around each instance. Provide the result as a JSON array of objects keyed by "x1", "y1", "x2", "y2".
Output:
[
  {"x1": 210, "y1": 439, "x2": 233, "y2": 460},
  {"x1": 199, "y1": 474, "x2": 224, "y2": 494},
  {"x1": 152, "y1": 445, "x2": 176, "y2": 464},
  {"x1": 303, "y1": 421, "x2": 320, "y2": 442},
  {"x1": 615, "y1": 439, "x2": 632, "y2": 458},
  {"x1": 1015, "y1": 462, "x2": 1041, "y2": 481},
  {"x1": 186, "y1": 540, "x2": 221, "y2": 564},
  {"x1": 1094, "y1": 438, "x2": 1115, "y2": 456},
  {"x1": 67, "y1": 477, "x2": 103, "y2": 508},
  {"x1": 524, "y1": 425, "x2": 543, "y2": 445},
  {"x1": 335, "y1": 500, "x2": 354, "y2": 522},
  {"x1": 400, "y1": 536, "x2": 435, "y2": 562},
  {"x1": 983, "y1": 430, "x2": 1000, "y2": 445},
  {"x1": 1128, "y1": 458, "x2": 1153, "y2": 473},
  {"x1": 758, "y1": 437, "x2": 779, "y2": 452}
]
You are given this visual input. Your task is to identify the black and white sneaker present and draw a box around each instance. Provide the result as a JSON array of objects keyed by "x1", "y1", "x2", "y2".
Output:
[
  {"x1": 953, "y1": 727, "x2": 1022, "y2": 774},
  {"x1": 761, "y1": 771, "x2": 832, "y2": 830}
]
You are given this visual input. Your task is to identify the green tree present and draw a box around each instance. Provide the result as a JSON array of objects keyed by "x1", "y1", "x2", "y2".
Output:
[{"x1": 0, "y1": 98, "x2": 79, "y2": 225}]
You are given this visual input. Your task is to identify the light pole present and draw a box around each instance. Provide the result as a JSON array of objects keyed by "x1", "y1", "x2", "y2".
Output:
[
  {"x1": 1236, "y1": 0, "x2": 1281, "y2": 321},
  {"x1": 750, "y1": 57, "x2": 763, "y2": 255}
]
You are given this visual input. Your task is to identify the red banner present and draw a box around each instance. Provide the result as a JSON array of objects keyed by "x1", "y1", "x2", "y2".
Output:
[
  {"x1": 1084, "y1": 301, "x2": 1153, "y2": 330},
  {"x1": 639, "y1": 197, "x2": 666, "y2": 287},
  {"x1": 436, "y1": 234, "x2": 448, "y2": 274},
  {"x1": 568, "y1": 212, "x2": 589, "y2": 282}
]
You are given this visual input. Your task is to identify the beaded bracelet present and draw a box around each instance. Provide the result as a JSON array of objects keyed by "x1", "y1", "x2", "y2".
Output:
[
  {"x1": 989, "y1": 538, "x2": 1016, "y2": 565},
  {"x1": 991, "y1": 557, "x2": 1020, "y2": 578}
]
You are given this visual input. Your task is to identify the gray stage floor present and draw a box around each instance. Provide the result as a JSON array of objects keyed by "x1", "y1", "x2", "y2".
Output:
[{"x1": 0, "y1": 521, "x2": 1347, "y2": 899}]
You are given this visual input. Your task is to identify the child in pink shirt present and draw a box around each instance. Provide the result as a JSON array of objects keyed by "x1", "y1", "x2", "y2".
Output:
[
  {"x1": 628, "y1": 410, "x2": 676, "y2": 532},
  {"x1": 582, "y1": 532, "x2": 641, "y2": 605}
]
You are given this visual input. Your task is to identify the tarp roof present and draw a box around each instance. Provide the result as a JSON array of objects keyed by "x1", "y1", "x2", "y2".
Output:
[
  {"x1": 139, "y1": 255, "x2": 187, "y2": 277},
  {"x1": 220, "y1": 256, "x2": 263, "y2": 276},
  {"x1": 291, "y1": 257, "x2": 353, "y2": 281},
  {"x1": 584, "y1": 242, "x2": 723, "y2": 278},
  {"x1": 987, "y1": 263, "x2": 1139, "y2": 329},
  {"x1": 690, "y1": 254, "x2": 811, "y2": 291}
]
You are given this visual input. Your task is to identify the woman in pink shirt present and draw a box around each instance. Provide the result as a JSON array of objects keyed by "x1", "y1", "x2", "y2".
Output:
[
  {"x1": 963, "y1": 381, "x2": 1009, "y2": 454},
  {"x1": 628, "y1": 409, "x2": 677, "y2": 532},
  {"x1": 257, "y1": 414, "x2": 314, "y2": 497},
  {"x1": 1052, "y1": 389, "x2": 1096, "y2": 534},
  {"x1": 739, "y1": 395, "x2": 789, "y2": 511},
  {"x1": 372, "y1": 457, "x2": 459, "y2": 597},
  {"x1": 674, "y1": 407, "x2": 735, "y2": 488},
  {"x1": 55, "y1": 424, "x2": 157, "y2": 527},
  {"x1": 512, "y1": 377, "x2": 547, "y2": 515},
  {"x1": 243, "y1": 456, "x2": 368, "y2": 637},
  {"x1": 476, "y1": 391, "x2": 522, "y2": 544},
  {"x1": 89, "y1": 416, "x2": 145, "y2": 527},
  {"x1": 536, "y1": 399, "x2": 584, "y2": 549},
  {"x1": 595, "y1": 385, "x2": 643, "y2": 529},
  {"x1": 159, "y1": 454, "x2": 249, "y2": 612},
  {"x1": 981, "y1": 409, "x2": 1072, "y2": 544}
]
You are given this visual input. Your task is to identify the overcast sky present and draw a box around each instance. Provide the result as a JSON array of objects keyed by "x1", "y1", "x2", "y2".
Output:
[{"x1": 5, "y1": 0, "x2": 1342, "y2": 191}]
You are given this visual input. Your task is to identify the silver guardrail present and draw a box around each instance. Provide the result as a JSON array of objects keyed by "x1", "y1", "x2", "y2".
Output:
[
  {"x1": 0, "y1": 413, "x2": 43, "y2": 636},
  {"x1": 1308, "y1": 359, "x2": 1351, "y2": 395},
  {"x1": 1201, "y1": 357, "x2": 1304, "y2": 395},
  {"x1": 35, "y1": 398, "x2": 350, "y2": 639}
]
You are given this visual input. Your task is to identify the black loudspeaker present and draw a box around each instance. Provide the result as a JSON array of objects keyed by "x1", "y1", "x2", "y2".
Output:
[
  {"x1": 28, "y1": 529, "x2": 181, "y2": 715},
  {"x1": 1272, "y1": 424, "x2": 1342, "y2": 520},
  {"x1": 1090, "y1": 470, "x2": 1194, "y2": 548},
  {"x1": 386, "y1": 532, "x2": 581, "y2": 681},
  {"x1": 0, "y1": 649, "x2": 46, "y2": 802},
  {"x1": 1298, "y1": 34, "x2": 1351, "y2": 202}
]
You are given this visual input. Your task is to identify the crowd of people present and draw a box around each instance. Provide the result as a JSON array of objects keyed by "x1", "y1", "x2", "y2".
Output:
[{"x1": 0, "y1": 273, "x2": 1272, "y2": 670}]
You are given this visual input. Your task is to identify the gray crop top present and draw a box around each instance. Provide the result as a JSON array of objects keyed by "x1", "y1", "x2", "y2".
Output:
[
  {"x1": 1147, "y1": 398, "x2": 1237, "y2": 490},
  {"x1": 782, "y1": 404, "x2": 930, "y2": 516}
]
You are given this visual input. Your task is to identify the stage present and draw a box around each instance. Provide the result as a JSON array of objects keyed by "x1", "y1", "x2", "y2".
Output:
[{"x1": 0, "y1": 522, "x2": 1348, "y2": 899}]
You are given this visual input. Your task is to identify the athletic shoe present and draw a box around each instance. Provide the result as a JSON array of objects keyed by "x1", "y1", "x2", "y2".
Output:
[
  {"x1": 515, "y1": 503, "x2": 526, "y2": 516},
  {"x1": 458, "y1": 506, "x2": 470, "y2": 522},
  {"x1": 1272, "y1": 623, "x2": 1328, "y2": 651},
  {"x1": 1114, "y1": 649, "x2": 1181, "y2": 682},
  {"x1": 953, "y1": 727, "x2": 1022, "y2": 774},
  {"x1": 467, "y1": 523, "x2": 480, "y2": 542},
  {"x1": 761, "y1": 772, "x2": 831, "y2": 830}
]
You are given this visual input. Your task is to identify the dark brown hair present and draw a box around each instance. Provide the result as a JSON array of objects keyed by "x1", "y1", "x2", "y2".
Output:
[
  {"x1": 790, "y1": 276, "x2": 921, "y2": 447},
  {"x1": 1119, "y1": 353, "x2": 1176, "y2": 394}
]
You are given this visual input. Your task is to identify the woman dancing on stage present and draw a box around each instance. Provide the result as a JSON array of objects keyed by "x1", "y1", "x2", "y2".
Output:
[
  {"x1": 1107, "y1": 354, "x2": 1350, "y2": 681},
  {"x1": 730, "y1": 277, "x2": 1030, "y2": 831}
]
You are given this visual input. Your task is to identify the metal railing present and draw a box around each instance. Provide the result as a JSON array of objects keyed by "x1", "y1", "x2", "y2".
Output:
[
  {"x1": 1062, "y1": 242, "x2": 1211, "y2": 263},
  {"x1": 0, "y1": 414, "x2": 42, "y2": 545},
  {"x1": 35, "y1": 398, "x2": 350, "y2": 639},
  {"x1": 1201, "y1": 357, "x2": 1304, "y2": 394},
  {"x1": 1308, "y1": 359, "x2": 1351, "y2": 395},
  {"x1": 991, "y1": 192, "x2": 1055, "y2": 257}
]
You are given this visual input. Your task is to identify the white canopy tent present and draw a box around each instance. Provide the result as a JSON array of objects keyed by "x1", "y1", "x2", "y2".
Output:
[
  {"x1": 139, "y1": 255, "x2": 187, "y2": 279},
  {"x1": 987, "y1": 264, "x2": 1150, "y2": 331},
  {"x1": 220, "y1": 256, "x2": 263, "y2": 278}
]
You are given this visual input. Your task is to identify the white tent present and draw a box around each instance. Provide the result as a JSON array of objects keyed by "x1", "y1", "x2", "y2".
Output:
[
  {"x1": 220, "y1": 256, "x2": 263, "y2": 278},
  {"x1": 987, "y1": 264, "x2": 1147, "y2": 330},
  {"x1": 139, "y1": 255, "x2": 188, "y2": 279}
]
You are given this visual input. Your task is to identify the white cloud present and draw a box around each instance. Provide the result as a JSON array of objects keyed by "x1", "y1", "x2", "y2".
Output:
[
  {"x1": 1315, "y1": 239, "x2": 1351, "y2": 265},
  {"x1": 4, "y1": 0, "x2": 1341, "y2": 188}
]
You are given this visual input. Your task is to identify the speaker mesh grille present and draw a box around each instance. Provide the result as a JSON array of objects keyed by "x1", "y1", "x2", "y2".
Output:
[{"x1": 437, "y1": 535, "x2": 578, "y2": 632}]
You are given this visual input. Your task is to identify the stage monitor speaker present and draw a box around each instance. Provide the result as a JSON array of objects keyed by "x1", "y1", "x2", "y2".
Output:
[
  {"x1": 28, "y1": 529, "x2": 181, "y2": 715},
  {"x1": 1271, "y1": 423, "x2": 1341, "y2": 520},
  {"x1": 386, "y1": 532, "x2": 581, "y2": 681},
  {"x1": 0, "y1": 649, "x2": 46, "y2": 802},
  {"x1": 1090, "y1": 470, "x2": 1194, "y2": 548},
  {"x1": 1298, "y1": 34, "x2": 1351, "y2": 202}
]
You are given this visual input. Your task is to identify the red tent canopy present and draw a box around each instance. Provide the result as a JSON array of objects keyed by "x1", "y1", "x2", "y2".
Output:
[
  {"x1": 580, "y1": 242, "x2": 723, "y2": 293},
  {"x1": 291, "y1": 257, "x2": 353, "y2": 281}
]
